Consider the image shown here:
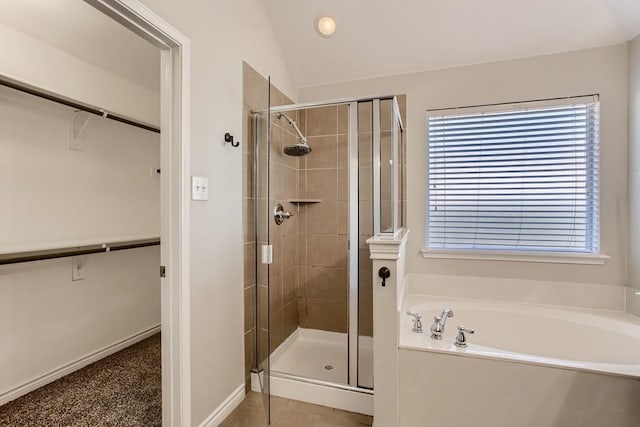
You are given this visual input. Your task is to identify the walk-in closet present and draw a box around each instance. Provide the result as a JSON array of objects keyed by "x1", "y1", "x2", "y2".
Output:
[{"x1": 0, "y1": 1, "x2": 163, "y2": 425}]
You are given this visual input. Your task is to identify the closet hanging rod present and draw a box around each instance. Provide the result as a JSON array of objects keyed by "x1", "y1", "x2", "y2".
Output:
[
  {"x1": 0, "y1": 77, "x2": 161, "y2": 134},
  {"x1": 0, "y1": 238, "x2": 160, "y2": 265}
]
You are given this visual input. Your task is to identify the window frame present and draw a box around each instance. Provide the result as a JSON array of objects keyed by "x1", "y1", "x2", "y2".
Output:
[{"x1": 422, "y1": 95, "x2": 609, "y2": 265}]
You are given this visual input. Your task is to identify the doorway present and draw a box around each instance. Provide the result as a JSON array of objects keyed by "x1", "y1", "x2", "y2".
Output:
[{"x1": 0, "y1": 0, "x2": 191, "y2": 425}]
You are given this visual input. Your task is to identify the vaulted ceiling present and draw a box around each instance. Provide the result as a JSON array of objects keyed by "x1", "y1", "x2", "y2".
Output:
[
  {"x1": 265, "y1": 0, "x2": 640, "y2": 87},
  {"x1": 1, "y1": 1, "x2": 639, "y2": 92}
]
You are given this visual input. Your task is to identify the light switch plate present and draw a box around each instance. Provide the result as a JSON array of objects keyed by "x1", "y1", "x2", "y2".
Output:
[{"x1": 191, "y1": 176, "x2": 209, "y2": 201}]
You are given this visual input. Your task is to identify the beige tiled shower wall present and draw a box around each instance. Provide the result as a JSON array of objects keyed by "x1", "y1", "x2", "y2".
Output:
[
  {"x1": 297, "y1": 97, "x2": 406, "y2": 338},
  {"x1": 267, "y1": 92, "x2": 301, "y2": 356},
  {"x1": 297, "y1": 105, "x2": 350, "y2": 333},
  {"x1": 242, "y1": 63, "x2": 298, "y2": 391}
]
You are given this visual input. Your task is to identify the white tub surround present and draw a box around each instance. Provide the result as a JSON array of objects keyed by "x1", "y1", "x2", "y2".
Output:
[
  {"x1": 399, "y1": 349, "x2": 640, "y2": 427},
  {"x1": 627, "y1": 287, "x2": 640, "y2": 317},
  {"x1": 399, "y1": 295, "x2": 640, "y2": 426},
  {"x1": 407, "y1": 273, "x2": 626, "y2": 311},
  {"x1": 367, "y1": 229, "x2": 409, "y2": 427}
]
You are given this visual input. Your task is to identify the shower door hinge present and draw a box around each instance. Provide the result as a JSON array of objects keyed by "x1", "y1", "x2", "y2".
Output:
[
  {"x1": 160, "y1": 265, "x2": 166, "y2": 278},
  {"x1": 261, "y1": 245, "x2": 273, "y2": 264}
]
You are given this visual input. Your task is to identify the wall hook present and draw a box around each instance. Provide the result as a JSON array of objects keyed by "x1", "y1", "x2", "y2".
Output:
[{"x1": 225, "y1": 132, "x2": 240, "y2": 147}]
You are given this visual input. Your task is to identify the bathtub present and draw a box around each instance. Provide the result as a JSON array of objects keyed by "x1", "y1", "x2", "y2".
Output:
[
  {"x1": 401, "y1": 296, "x2": 640, "y2": 378},
  {"x1": 397, "y1": 295, "x2": 640, "y2": 426}
]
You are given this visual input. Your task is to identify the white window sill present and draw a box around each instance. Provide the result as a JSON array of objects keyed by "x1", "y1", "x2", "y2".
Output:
[{"x1": 420, "y1": 249, "x2": 610, "y2": 265}]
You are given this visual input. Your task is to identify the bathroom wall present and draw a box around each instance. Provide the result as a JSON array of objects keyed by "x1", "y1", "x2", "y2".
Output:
[
  {"x1": 131, "y1": 1, "x2": 296, "y2": 423},
  {"x1": 0, "y1": 85, "x2": 160, "y2": 403},
  {"x1": 628, "y1": 35, "x2": 640, "y2": 316},
  {"x1": 300, "y1": 45, "x2": 629, "y2": 291},
  {"x1": 242, "y1": 63, "x2": 299, "y2": 389}
]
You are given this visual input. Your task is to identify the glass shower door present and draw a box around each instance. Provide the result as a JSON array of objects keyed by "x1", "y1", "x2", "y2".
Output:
[
  {"x1": 254, "y1": 77, "x2": 272, "y2": 425},
  {"x1": 357, "y1": 101, "x2": 374, "y2": 389}
]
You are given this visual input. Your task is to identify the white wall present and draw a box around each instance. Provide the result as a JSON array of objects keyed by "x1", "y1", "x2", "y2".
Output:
[
  {"x1": 0, "y1": 87, "x2": 160, "y2": 251},
  {"x1": 301, "y1": 45, "x2": 629, "y2": 288},
  {"x1": 628, "y1": 35, "x2": 640, "y2": 315},
  {"x1": 132, "y1": 0, "x2": 297, "y2": 424},
  {"x1": 0, "y1": 23, "x2": 159, "y2": 127},
  {"x1": 0, "y1": 84, "x2": 160, "y2": 401}
]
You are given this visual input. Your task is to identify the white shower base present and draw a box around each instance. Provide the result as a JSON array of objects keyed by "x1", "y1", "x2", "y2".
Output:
[
  {"x1": 251, "y1": 328, "x2": 374, "y2": 415},
  {"x1": 270, "y1": 328, "x2": 373, "y2": 387}
]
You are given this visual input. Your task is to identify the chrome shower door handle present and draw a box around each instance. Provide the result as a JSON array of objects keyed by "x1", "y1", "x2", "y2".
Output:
[{"x1": 273, "y1": 203, "x2": 293, "y2": 225}]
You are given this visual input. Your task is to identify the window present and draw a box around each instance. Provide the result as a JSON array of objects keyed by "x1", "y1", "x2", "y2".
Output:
[{"x1": 426, "y1": 96, "x2": 600, "y2": 254}]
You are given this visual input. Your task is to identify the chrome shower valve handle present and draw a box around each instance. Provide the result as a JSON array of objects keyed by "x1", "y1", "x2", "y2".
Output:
[{"x1": 273, "y1": 203, "x2": 293, "y2": 225}]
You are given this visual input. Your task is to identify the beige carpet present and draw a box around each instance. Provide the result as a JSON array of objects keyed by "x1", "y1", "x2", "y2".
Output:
[{"x1": 0, "y1": 333, "x2": 161, "y2": 427}]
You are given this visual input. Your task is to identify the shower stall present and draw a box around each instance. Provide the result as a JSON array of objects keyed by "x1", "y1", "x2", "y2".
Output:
[{"x1": 250, "y1": 88, "x2": 405, "y2": 423}]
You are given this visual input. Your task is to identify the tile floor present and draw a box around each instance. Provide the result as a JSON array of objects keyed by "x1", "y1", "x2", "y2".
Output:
[{"x1": 220, "y1": 392, "x2": 373, "y2": 426}]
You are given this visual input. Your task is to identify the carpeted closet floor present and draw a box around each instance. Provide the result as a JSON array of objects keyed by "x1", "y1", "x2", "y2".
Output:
[{"x1": 0, "y1": 333, "x2": 161, "y2": 427}]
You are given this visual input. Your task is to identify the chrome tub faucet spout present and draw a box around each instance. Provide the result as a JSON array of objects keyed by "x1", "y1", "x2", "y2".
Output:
[{"x1": 430, "y1": 308, "x2": 454, "y2": 340}]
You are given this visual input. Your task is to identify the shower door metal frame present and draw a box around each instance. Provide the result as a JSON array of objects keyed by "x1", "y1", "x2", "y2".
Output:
[
  {"x1": 372, "y1": 99, "x2": 382, "y2": 236},
  {"x1": 348, "y1": 102, "x2": 359, "y2": 386},
  {"x1": 255, "y1": 94, "x2": 403, "y2": 394}
]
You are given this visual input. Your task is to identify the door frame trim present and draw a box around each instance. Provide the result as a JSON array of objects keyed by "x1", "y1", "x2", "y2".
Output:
[{"x1": 85, "y1": 1, "x2": 192, "y2": 425}]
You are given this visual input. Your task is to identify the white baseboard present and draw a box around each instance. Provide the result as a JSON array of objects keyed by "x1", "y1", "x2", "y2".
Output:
[
  {"x1": 250, "y1": 371, "x2": 373, "y2": 416},
  {"x1": 199, "y1": 384, "x2": 245, "y2": 427},
  {"x1": 0, "y1": 325, "x2": 161, "y2": 406}
]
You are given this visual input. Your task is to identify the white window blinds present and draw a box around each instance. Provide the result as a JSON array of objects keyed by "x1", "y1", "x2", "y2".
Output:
[{"x1": 427, "y1": 96, "x2": 600, "y2": 253}]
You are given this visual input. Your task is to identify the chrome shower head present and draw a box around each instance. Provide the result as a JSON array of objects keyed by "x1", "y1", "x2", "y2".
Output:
[
  {"x1": 283, "y1": 143, "x2": 312, "y2": 156},
  {"x1": 276, "y1": 112, "x2": 310, "y2": 156}
]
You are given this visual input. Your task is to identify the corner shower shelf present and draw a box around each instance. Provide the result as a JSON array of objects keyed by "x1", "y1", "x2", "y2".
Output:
[{"x1": 287, "y1": 199, "x2": 322, "y2": 204}]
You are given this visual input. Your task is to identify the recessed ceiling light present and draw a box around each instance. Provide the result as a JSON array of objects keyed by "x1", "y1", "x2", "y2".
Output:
[{"x1": 316, "y1": 16, "x2": 336, "y2": 37}]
